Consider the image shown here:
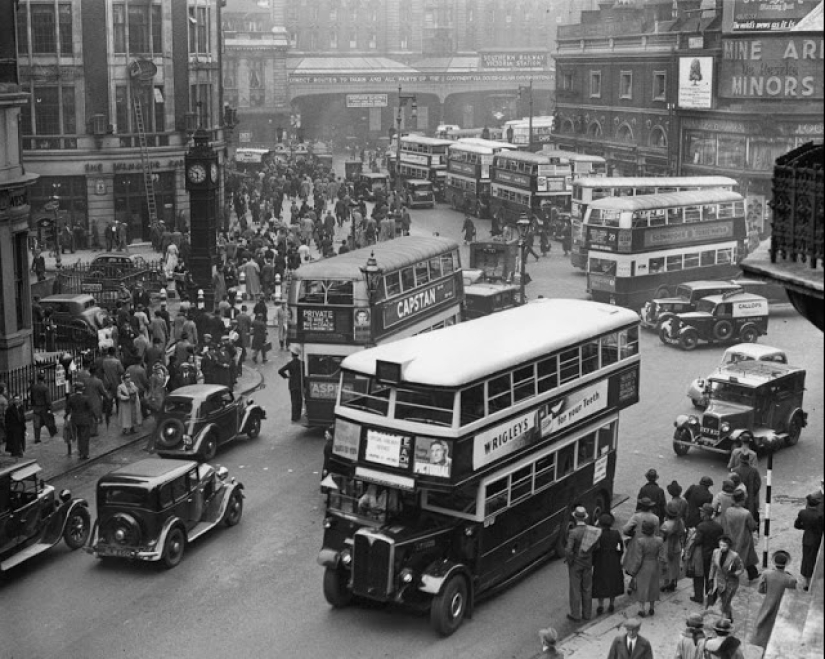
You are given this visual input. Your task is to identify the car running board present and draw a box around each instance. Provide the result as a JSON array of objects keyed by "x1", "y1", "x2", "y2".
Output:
[
  {"x1": 1, "y1": 542, "x2": 55, "y2": 572},
  {"x1": 186, "y1": 520, "x2": 219, "y2": 543}
]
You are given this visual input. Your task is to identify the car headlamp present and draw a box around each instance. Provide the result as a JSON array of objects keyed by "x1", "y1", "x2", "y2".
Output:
[
  {"x1": 688, "y1": 415, "x2": 699, "y2": 425},
  {"x1": 720, "y1": 422, "x2": 731, "y2": 434},
  {"x1": 59, "y1": 489, "x2": 72, "y2": 502},
  {"x1": 115, "y1": 528, "x2": 127, "y2": 543},
  {"x1": 340, "y1": 549, "x2": 352, "y2": 567},
  {"x1": 323, "y1": 517, "x2": 333, "y2": 529},
  {"x1": 400, "y1": 568, "x2": 414, "y2": 584}
]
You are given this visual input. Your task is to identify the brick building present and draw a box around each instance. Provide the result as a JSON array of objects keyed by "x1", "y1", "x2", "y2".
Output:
[{"x1": 15, "y1": 0, "x2": 228, "y2": 245}]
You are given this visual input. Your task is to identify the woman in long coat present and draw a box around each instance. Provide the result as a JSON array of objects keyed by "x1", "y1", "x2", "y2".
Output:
[
  {"x1": 750, "y1": 550, "x2": 797, "y2": 647},
  {"x1": 241, "y1": 258, "x2": 262, "y2": 298},
  {"x1": 5, "y1": 394, "x2": 27, "y2": 457},
  {"x1": 591, "y1": 512, "x2": 625, "y2": 614},
  {"x1": 622, "y1": 497, "x2": 660, "y2": 576},
  {"x1": 661, "y1": 501, "x2": 686, "y2": 592},
  {"x1": 627, "y1": 519, "x2": 665, "y2": 618},
  {"x1": 116, "y1": 373, "x2": 141, "y2": 434}
]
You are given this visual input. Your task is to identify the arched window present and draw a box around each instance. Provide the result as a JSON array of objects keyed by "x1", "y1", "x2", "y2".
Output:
[
  {"x1": 562, "y1": 119, "x2": 575, "y2": 134},
  {"x1": 650, "y1": 126, "x2": 667, "y2": 148},
  {"x1": 587, "y1": 121, "x2": 602, "y2": 138},
  {"x1": 616, "y1": 123, "x2": 633, "y2": 143}
]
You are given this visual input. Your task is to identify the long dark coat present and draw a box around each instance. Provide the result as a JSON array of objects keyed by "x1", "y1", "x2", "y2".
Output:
[
  {"x1": 591, "y1": 527, "x2": 625, "y2": 599},
  {"x1": 5, "y1": 403, "x2": 26, "y2": 455}
]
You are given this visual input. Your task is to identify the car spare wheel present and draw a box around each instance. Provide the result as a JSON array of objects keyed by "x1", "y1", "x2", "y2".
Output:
[{"x1": 156, "y1": 418, "x2": 186, "y2": 449}]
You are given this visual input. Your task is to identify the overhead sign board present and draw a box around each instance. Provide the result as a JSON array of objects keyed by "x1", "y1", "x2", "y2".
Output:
[
  {"x1": 346, "y1": 94, "x2": 388, "y2": 108},
  {"x1": 722, "y1": 0, "x2": 822, "y2": 33}
]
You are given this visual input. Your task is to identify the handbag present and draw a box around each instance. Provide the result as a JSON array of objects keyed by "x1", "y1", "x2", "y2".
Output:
[
  {"x1": 263, "y1": 341, "x2": 273, "y2": 352},
  {"x1": 45, "y1": 410, "x2": 58, "y2": 437}
]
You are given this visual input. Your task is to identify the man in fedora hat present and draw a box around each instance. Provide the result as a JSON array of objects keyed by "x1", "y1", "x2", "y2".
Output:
[
  {"x1": 564, "y1": 505, "x2": 601, "y2": 622},
  {"x1": 637, "y1": 468, "x2": 666, "y2": 524},
  {"x1": 750, "y1": 550, "x2": 797, "y2": 647},
  {"x1": 674, "y1": 613, "x2": 706, "y2": 659},
  {"x1": 687, "y1": 503, "x2": 724, "y2": 603},
  {"x1": 684, "y1": 475, "x2": 714, "y2": 529},
  {"x1": 606, "y1": 617, "x2": 653, "y2": 659},
  {"x1": 704, "y1": 619, "x2": 745, "y2": 659}
]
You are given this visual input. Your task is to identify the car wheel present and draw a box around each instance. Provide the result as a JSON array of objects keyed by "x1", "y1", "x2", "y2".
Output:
[
  {"x1": 691, "y1": 397, "x2": 707, "y2": 410},
  {"x1": 680, "y1": 330, "x2": 699, "y2": 351},
  {"x1": 713, "y1": 320, "x2": 734, "y2": 341},
  {"x1": 740, "y1": 326, "x2": 759, "y2": 343},
  {"x1": 430, "y1": 575, "x2": 468, "y2": 637},
  {"x1": 786, "y1": 413, "x2": 803, "y2": 447},
  {"x1": 673, "y1": 428, "x2": 692, "y2": 456},
  {"x1": 224, "y1": 490, "x2": 244, "y2": 527},
  {"x1": 246, "y1": 415, "x2": 261, "y2": 439},
  {"x1": 63, "y1": 506, "x2": 91, "y2": 550},
  {"x1": 323, "y1": 567, "x2": 353, "y2": 608},
  {"x1": 161, "y1": 527, "x2": 185, "y2": 569},
  {"x1": 201, "y1": 433, "x2": 218, "y2": 461},
  {"x1": 156, "y1": 418, "x2": 186, "y2": 449},
  {"x1": 655, "y1": 286, "x2": 670, "y2": 298}
]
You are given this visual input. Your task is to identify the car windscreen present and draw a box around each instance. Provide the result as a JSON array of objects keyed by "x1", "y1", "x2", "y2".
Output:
[
  {"x1": 99, "y1": 485, "x2": 150, "y2": 507},
  {"x1": 163, "y1": 398, "x2": 193, "y2": 414}
]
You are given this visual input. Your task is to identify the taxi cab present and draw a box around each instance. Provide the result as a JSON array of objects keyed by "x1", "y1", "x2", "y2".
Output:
[
  {"x1": 402, "y1": 179, "x2": 435, "y2": 208},
  {"x1": 357, "y1": 172, "x2": 389, "y2": 201}
]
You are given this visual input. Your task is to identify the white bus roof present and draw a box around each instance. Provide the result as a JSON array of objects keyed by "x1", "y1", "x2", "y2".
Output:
[
  {"x1": 289, "y1": 236, "x2": 458, "y2": 280},
  {"x1": 587, "y1": 188, "x2": 743, "y2": 212},
  {"x1": 494, "y1": 150, "x2": 559, "y2": 164},
  {"x1": 453, "y1": 138, "x2": 517, "y2": 152},
  {"x1": 400, "y1": 135, "x2": 454, "y2": 147},
  {"x1": 449, "y1": 142, "x2": 499, "y2": 155},
  {"x1": 574, "y1": 176, "x2": 738, "y2": 189},
  {"x1": 341, "y1": 299, "x2": 639, "y2": 387}
]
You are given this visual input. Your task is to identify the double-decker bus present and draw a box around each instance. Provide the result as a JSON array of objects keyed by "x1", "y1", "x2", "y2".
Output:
[
  {"x1": 389, "y1": 135, "x2": 454, "y2": 202},
  {"x1": 446, "y1": 139, "x2": 517, "y2": 217},
  {"x1": 584, "y1": 188, "x2": 748, "y2": 309},
  {"x1": 287, "y1": 236, "x2": 464, "y2": 427},
  {"x1": 570, "y1": 176, "x2": 738, "y2": 270},
  {"x1": 489, "y1": 150, "x2": 571, "y2": 224},
  {"x1": 442, "y1": 127, "x2": 505, "y2": 142},
  {"x1": 318, "y1": 299, "x2": 641, "y2": 635},
  {"x1": 503, "y1": 116, "x2": 556, "y2": 151}
]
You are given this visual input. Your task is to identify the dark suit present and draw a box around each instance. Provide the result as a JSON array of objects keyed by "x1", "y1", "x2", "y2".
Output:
[
  {"x1": 65, "y1": 391, "x2": 94, "y2": 458},
  {"x1": 795, "y1": 506, "x2": 825, "y2": 579},
  {"x1": 5, "y1": 403, "x2": 26, "y2": 456},
  {"x1": 278, "y1": 357, "x2": 303, "y2": 421},
  {"x1": 606, "y1": 633, "x2": 653, "y2": 659}
]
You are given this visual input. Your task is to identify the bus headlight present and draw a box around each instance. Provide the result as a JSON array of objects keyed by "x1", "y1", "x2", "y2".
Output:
[
  {"x1": 340, "y1": 549, "x2": 352, "y2": 567},
  {"x1": 400, "y1": 568, "x2": 414, "y2": 584}
]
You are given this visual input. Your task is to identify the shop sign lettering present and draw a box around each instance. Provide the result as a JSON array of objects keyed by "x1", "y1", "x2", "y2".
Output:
[
  {"x1": 301, "y1": 308, "x2": 335, "y2": 332},
  {"x1": 481, "y1": 53, "x2": 547, "y2": 69},
  {"x1": 309, "y1": 381, "x2": 338, "y2": 400},
  {"x1": 290, "y1": 73, "x2": 553, "y2": 85}
]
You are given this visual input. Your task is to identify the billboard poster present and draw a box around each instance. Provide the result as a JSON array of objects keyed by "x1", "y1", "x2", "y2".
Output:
[
  {"x1": 678, "y1": 57, "x2": 714, "y2": 109},
  {"x1": 722, "y1": 0, "x2": 822, "y2": 33},
  {"x1": 413, "y1": 438, "x2": 453, "y2": 478}
]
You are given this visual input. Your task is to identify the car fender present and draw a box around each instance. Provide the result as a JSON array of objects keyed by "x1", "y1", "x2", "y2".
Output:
[
  {"x1": 216, "y1": 481, "x2": 245, "y2": 520},
  {"x1": 789, "y1": 407, "x2": 808, "y2": 427},
  {"x1": 56, "y1": 498, "x2": 90, "y2": 539},
  {"x1": 157, "y1": 516, "x2": 188, "y2": 551},
  {"x1": 729, "y1": 428, "x2": 754, "y2": 443},
  {"x1": 240, "y1": 404, "x2": 266, "y2": 432},
  {"x1": 193, "y1": 422, "x2": 220, "y2": 452},
  {"x1": 317, "y1": 547, "x2": 342, "y2": 568},
  {"x1": 419, "y1": 559, "x2": 472, "y2": 596},
  {"x1": 677, "y1": 323, "x2": 697, "y2": 337},
  {"x1": 85, "y1": 519, "x2": 100, "y2": 552},
  {"x1": 674, "y1": 415, "x2": 697, "y2": 439}
]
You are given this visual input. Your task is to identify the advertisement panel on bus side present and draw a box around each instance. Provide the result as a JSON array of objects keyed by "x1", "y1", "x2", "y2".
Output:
[
  {"x1": 297, "y1": 306, "x2": 355, "y2": 343},
  {"x1": 381, "y1": 279, "x2": 458, "y2": 330},
  {"x1": 494, "y1": 170, "x2": 532, "y2": 188},
  {"x1": 586, "y1": 220, "x2": 737, "y2": 252}
]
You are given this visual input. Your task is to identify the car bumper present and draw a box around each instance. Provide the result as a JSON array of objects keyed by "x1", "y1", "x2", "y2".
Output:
[
  {"x1": 155, "y1": 447, "x2": 197, "y2": 459},
  {"x1": 86, "y1": 544, "x2": 161, "y2": 561}
]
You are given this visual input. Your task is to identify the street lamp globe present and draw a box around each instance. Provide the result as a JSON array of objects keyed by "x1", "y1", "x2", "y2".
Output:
[{"x1": 360, "y1": 251, "x2": 381, "y2": 298}]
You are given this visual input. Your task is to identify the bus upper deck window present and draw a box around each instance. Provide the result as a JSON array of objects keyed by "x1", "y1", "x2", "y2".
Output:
[
  {"x1": 649, "y1": 257, "x2": 664, "y2": 273},
  {"x1": 385, "y1": 272, "x2": 402, "y2": 298},
  {"x1": 460, "y1": 384, "x2": 485, "y2": 425}
]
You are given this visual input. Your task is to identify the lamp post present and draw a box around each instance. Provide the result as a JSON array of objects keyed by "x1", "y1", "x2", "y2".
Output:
[
  {"x1": 360, "y1": 250, "x2": 381, "y2": 301},
  {"x1": 358, "y1": 251, "x2": 380, "y2": 342},
  {"x1": 516, "y1": 213, "x2": 531, "y2": 304},
  {"x1": 394, "y1": 86, "x2": 417, "y2": 215},
  {"x1": 51, "y1": 182, "x2": 62, "y2": 267}
]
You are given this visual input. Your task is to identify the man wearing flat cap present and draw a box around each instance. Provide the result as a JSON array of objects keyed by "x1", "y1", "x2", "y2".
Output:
[
  {"x1": 751, "y1": 550, "x2": 797, "y2": 647},
  {"x1": 564, "y1": 506, "x2": 600, "y2": 622},
  {"x1": 606, "y1": 618, "x2": 653, "y2": 659},
  {"x1": 687, "y1": 503, "x2": 724, "y2": 603}
]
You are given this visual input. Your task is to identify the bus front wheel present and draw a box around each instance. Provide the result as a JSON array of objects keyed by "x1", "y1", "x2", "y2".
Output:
[
  {"x1": 430, "y1": 575, "x2": 468, "y2": 637},
  {"x1": 323, "y1": 567, "x2": 352, "y2": 608}
]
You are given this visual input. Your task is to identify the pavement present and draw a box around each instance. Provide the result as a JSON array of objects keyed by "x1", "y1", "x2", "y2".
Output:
[
  {"x1": 0, "y1": 362, "x2": 265, "y2": 482},
  {"x1": 547, "y1": 494, "x2": 810, "y2": 659}
]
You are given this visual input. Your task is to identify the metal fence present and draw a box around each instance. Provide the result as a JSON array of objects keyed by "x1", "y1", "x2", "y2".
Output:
[
  {"x1": 0, "y1": 356, "x2": 64, "y2": 412},
  {"x1": 55, "y1": 258, "x2": 166, "y2": 310},
  {"x1": 33, "y1": 320, "x2": 99, "y2": 355}
]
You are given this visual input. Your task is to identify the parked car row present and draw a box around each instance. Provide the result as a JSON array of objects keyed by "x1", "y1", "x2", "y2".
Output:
[{"x1": 1, "y1": 385, "x2": 266, "y2": 575}]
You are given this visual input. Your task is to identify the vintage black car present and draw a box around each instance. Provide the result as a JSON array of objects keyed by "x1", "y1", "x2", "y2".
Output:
[
  {"x1": 673, "y1": 361, "x2": 807, "y2": 457},
  {"x1": 86, "y1": 458, "x2": 244, "y2": 569},
  {"x1": 0, "y1": 461, "x2": 90, "y2": 573},
  {"x1": 39, "y1": 293, "x2": 110, "y2": 343},
  {"x1": 659, "y1": 292, "x2": 769, "y2": 350},
  {"x1": 640, "y1": 280, "x2": 743, "y2": 331},
  {"x1": 154, "y1": 384, "x2": 266, "y2": 461}
]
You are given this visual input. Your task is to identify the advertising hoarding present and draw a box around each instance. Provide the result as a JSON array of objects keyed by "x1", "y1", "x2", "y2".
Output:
[
  {"x1": 678, "y1": 56, "x2": 714, "y2": 109},
  {"x1": 722, "y1": 0, "x2": 822, "y2": 33}
]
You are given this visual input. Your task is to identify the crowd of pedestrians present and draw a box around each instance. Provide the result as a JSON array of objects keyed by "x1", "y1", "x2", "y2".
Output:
[{"x1": 554, "y1": 460, "x2": 824, "y2": 658}]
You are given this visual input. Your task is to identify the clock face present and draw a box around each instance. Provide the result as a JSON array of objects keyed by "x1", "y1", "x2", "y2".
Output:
[
  {"x1": 187, "y1": 164, "x2": 206, "y2": 184},
  {"x1": 210, "y1": 163, "x2": 219, "y2": 183}
]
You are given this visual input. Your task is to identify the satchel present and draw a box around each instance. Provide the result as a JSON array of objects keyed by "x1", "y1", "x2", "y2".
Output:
[
  {"x1": 263, "y1": 341, "x2": 272, "y2": 352},
  {"x1": 45, "y1": 410, "x2": 58, "y2": 437}
]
